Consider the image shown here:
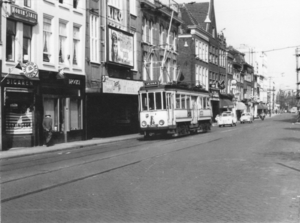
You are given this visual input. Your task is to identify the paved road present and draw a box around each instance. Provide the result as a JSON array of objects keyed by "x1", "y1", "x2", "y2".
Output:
[{"x1": 1, "y1": 114, "x2": 300, "y2": 223}]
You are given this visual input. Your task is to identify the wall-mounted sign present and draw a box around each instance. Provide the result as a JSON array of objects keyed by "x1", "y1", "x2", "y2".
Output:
[
  {"x1": 103, "y1": 77, "x2": 143, "y2": 95},
  {"x1": 6, "y1": 78, "x2": 34, "y2": 87},
  {"x1": 108, "y1": 27, "x2": 134, "y2": 67},
  {"x1": 68, "y1": 79, "x2": 81, "y2": 86},
  {"x1": 210, "y1": 89, "x2": 220, "y2": 100},
  {"x1": 9, "y1": 5, "x2": 38, "y2": 25},
  {"x1": 22, "y1": 62, "x2": 39, "y2": 78},
  {"x1": 231, "y1": 80, "x2": 237, "y2": 89}
]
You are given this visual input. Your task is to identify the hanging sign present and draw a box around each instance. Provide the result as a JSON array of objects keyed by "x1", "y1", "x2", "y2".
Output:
[{"x1": 22, "y1": 62, "x2": 39, "y2": 78}]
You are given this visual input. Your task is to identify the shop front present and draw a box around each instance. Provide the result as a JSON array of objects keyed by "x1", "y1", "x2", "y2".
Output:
[
  {"x1": 39, "y1": 71, "x2": 85, "y2": 145},
  {"x1": 101, "y1": 76, "x2": 143, "y2": 136},
  {"x1": 219, "y1": 93, "x2": 234, "y2": 112},
  {"x1": 1, "y1": 75, "x2": 39, "y2": 150},
  {"x1": 209, "y1": 88, "x2": 220, "y2": 122}
]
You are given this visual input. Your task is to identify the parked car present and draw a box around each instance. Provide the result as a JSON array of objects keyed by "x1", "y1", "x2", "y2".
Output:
[
  {"x1": 290, "y1": 107, "x2": 298, "y2": 113},
  {"x1": 217, "y1": 111, "x2": 237, "y2": 127},
  {"x1": 240, "y1": 112, "x2": 253, "y2": 123}
]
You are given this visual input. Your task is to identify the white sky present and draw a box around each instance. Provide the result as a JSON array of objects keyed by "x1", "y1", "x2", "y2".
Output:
[{"x1": 175, "y1": 0, "x2": 300, "y2": 90}]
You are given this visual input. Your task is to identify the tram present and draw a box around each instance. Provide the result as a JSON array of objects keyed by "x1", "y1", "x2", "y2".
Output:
[{"x1": 138, "y1": 81, "x2": 212, "y2": 138}]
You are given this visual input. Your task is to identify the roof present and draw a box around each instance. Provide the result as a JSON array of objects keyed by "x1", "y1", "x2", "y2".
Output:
[
  {"x1": 140, "y1": 83, "x2": 209, "y2": 94},
  {"x1": 180, "y1": 2, "x2": 210, "y2": 30}
]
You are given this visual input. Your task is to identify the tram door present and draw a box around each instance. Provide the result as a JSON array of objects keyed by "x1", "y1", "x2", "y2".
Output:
[
  {"x1": 191, "y1": 96, "x2": 198, "y2": 124},
  {"x1": 167, "y1": 93, "x2": 174, "y2": 125}
]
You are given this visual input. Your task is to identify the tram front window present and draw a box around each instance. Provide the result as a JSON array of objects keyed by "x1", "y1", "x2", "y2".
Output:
[
  {"x1": 141, "y1": 93, "x2": 148, "y2": 111},
  {"x1": 155, "y1": 92, "x2": 162, "y2": 110},
  {"x1": 149, "y1": 93, "x2": 155, "y2": 110}
]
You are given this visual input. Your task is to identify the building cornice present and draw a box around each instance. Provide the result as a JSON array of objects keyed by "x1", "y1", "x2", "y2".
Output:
[{"x1": 190, "y1": 29, "x2": 209, "y2": 41}]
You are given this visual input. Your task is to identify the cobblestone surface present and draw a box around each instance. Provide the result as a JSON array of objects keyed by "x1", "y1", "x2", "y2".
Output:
[{"x1": 1, "y1": 114, "x2": 300, "y2": 223}]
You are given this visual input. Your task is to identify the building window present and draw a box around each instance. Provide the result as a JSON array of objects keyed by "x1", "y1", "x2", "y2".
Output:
[
  {"x1": 173, "y1": 60, "x2": 177, "y2": 81},
  {"x1": 58, "y1": 22, "x2": 67, "y2": 64},
  {"x1": 90, "y1": 15, "x2": 99, "y2": 63},
  {"x1": 149, "y1": 21, "x2": 153, "y2": 45},
  {"x1": 173, "y1": 32, "x2": 177, "y2": 51},
  {"x1": 24, "y1": 0, "x2": 31, "y2": 7},
  {"x1": 143, "y1": 52, "x2": 149, "y2": 81},
  {"x1": 160, "y1": 25, "x2": 164, "y2": 45},
  {"x1": 6, "y1": 20, "x2": 16, "y2": 62},
  {"x1": 23, "y1": 24, "x2": 32, "y2": 63},
  {"x1": 73, "y1": 0, "x2": 78, "y2": 8},
  {"x1": 43, "y1": 17, "x2": 52, "y2": 62},
  {"x1": 59, "y1": 0, "x2": 63, "y2": 3},
  {"x1": 73, "y1": 26, "x2": 80, "y2": 66},
  {"x1": 108, "y1": 0, "x2": 123, "y2": 22},
  {"x1": 130, "y1": 0, "x2": 136, "y2": 15}
]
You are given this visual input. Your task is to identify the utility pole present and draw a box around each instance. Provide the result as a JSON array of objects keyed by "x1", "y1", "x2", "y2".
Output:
[
  {"x1": 296, "y1": 48, "x2": 300, "y2": 122},
  {"x1": 0, "y1": 0, "x2": 3, "y2": 150}
]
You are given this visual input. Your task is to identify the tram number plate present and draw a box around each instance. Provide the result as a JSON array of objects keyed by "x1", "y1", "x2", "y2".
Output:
[
  {"x1": 200, "y1": 111, "x2": 203, "y2": 116},
  {"x1": 149, "y1": 124, "x2": 158, "y2": 127}
]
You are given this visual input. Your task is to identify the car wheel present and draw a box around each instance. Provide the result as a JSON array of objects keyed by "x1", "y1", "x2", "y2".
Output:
[{"x1": 219, "y1": 125, "x2": 221, "y2": 128}]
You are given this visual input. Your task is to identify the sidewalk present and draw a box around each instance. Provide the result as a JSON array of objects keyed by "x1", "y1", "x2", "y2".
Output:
[{"x1": 1, "y1": 133, "x2": 142, "y2": 160}]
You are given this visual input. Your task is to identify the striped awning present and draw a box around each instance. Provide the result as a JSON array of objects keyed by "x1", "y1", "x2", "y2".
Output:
[{"x1": 236, "y1": 102, "x2": 246, "y2": 110}]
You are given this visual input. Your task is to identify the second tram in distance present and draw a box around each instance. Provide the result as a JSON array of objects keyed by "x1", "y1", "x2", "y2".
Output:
[{"x1": 139, "y1": 82, "x2": 213, "y2": 138}]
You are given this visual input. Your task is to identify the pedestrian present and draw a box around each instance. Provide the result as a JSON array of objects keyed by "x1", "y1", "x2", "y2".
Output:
[{"x1": 43, "y1": 114, "x2": 53, "y2": 147}]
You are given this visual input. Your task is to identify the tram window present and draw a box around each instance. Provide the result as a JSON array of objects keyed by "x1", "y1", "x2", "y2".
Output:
[
  {"x1": 203, "y1": 98, "x2": 206, "y2": 109},
  {"x1": 186, "y1": 95, "x2": 190, "y2": 109},
  {"x1": 206, "y1": 98, "x2": 210, "y2": 108},
  {"x1": 191, "y1": 96, "x2": 197, "y2": 108},
  {"x1": 176, "y1": 94, "x2": 180, "y2": 109},
  {"x1": 198, "y1": 97, "x2": 203, "y2": 109},
  {"x1": 162, "y1": 92, "x2": 166, "y2": 109},
  {"x1": 181, "y1": 94, "x2": 186, "y2": 109},
  {"x1": 149, "y1": 93, "x2": 155, "y2": 110},
  {"x1": 155, "y1": 92, "x2": 162, "y2": 110},
  {"x1": 141, "y1": 93, "x2": 147, "y2": 111}
]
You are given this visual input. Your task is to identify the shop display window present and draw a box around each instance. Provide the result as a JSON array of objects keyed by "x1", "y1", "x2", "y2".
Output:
[
  {"x1": 5, "y1": 91, "x2": 33, "y2": 135},
  {"x1": 43, "y1": 96, "x2": 82, "y2": 132},
  {"x1": 70, "y1": 98, "x2": 82, "y2": 130},
  {"x1": 43, "y1": 97, "x2": 60, "y2": 132}
]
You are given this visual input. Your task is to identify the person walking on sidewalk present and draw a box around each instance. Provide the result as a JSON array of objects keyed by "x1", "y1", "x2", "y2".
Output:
[{"x1": 43, "y1": 114, "x2": 53, "y2": 147}]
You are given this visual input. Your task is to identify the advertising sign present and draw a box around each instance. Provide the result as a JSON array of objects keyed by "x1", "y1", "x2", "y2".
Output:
[
  {"x1": 103, "y1": 76, "x2": 143, "y2": 95},
  {"x1": 108, "y1": 28, "x2": 134, "y2": 67},
  {"x1": 9, "y1": 5, "x2": 38, "y2": 25},
  {"x1": 6, "y1": 104, "x2": 33, "y2": 135}
]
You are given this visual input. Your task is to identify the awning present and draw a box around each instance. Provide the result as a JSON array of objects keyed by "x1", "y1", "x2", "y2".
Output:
[
  {"x1": 236, "y1": 101, "x2": 246, "y2": 110},
  {"x1": 257, "y1": 104, "x2": 268, "y2": 109},
  {"x1": 220, "y1": 99, "x2": 234, "y2": 108}
]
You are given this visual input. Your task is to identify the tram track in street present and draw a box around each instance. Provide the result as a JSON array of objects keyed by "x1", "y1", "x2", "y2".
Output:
[{"x1": 1, "y1": 136, "x2": 223, "y2": 203}]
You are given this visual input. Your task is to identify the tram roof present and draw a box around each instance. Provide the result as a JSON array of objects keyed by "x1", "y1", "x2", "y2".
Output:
[{"x1": 139, "y1": 83, "x2": 209, "y2": 94}]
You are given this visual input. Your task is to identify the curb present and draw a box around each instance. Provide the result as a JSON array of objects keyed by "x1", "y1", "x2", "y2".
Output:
[{"x1": 1, "y1": 134, "x2": 142, "y2": 160}]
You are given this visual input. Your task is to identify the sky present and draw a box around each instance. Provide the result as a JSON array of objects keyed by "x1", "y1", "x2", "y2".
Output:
[{"x1": 175, "y1": 0, "x2": 300, "y2": 90}]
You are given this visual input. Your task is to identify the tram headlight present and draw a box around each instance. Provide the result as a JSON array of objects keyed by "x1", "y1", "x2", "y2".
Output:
[
  {"x1": 141, "y1": 121, "x2": 147, "y2": 127},
  {"x1": 159, "y1": 120, "x2": 165, "y2": 126}
]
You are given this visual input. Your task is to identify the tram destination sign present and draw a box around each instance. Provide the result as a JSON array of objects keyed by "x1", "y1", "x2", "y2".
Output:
[{"x1": 144, "y1": 81, "x2": 160, "y2": 87}]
